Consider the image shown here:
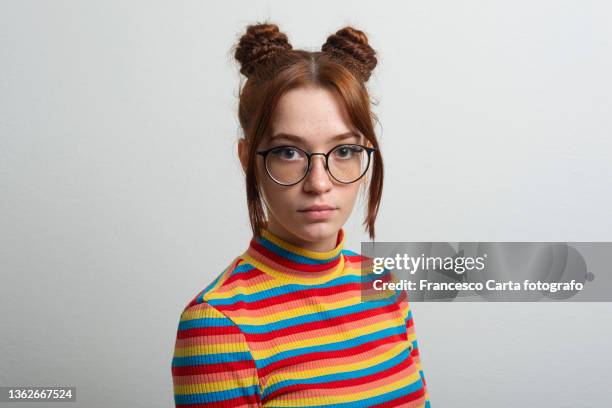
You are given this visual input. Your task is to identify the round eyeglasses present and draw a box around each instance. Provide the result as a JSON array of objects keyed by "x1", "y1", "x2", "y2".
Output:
[{"x1": 256, "y1": 144, "x2": 376, "y2": 186}]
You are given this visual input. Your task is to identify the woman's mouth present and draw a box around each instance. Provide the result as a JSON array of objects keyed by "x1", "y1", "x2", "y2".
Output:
[{"x1": 298, "y1": 205, "x2": 338, "y2": 221}]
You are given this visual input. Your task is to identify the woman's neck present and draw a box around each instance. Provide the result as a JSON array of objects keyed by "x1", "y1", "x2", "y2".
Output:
[{"x1": 264, "y1": 219, "x2": 339, "y2": 253}]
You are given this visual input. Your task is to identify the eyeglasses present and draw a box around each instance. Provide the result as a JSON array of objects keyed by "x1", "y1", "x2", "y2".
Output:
[{"x1": 256, "y1": 144, "x2": 376, "y2": 186}]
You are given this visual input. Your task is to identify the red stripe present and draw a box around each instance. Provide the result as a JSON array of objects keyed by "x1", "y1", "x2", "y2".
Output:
[
  {"x1": 251, "y1": 239, "x2": 341, "y2": 272},
  {"x1": 344, "y1": 253, "x2": 366, "y2": 263},
  {"x1": 259, "y1": 331, "x2": 407, "y2": 377},
  {"x1": 215, "y1": 279, "x2": 391, "y2": 313},
  {"x1": 223, "y1": 267, "x2": 266, "y2": 285},
  {"x1": 176, "y1": 325, "x2": 243, "y2": 339},
  {"x1": 243, "y1": 301, "x2": 401, "y2": 342},
  {"x1": 265, "y1": 348, "x2": 414, "y2": 400},
  {"x1": 185, "y1": 258, "x2": 243, "y2": 309},
  {"x1": 175, "y1": 392, "x2": 261, "y2": 408},
  {"x1": 368, "y1": 386, "x2": 426, "y2": 407},
  {"x1": 172, "y1": 359, "x2": 257, "y2": 376}
]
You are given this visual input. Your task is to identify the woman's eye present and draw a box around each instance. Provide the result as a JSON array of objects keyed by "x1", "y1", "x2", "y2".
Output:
[
  {"x1": 272, "y1": 147, "x2": 300, "y2": 160},
  {"x1": 334, "y1": 145, "x2": 362, "y2": 159}
]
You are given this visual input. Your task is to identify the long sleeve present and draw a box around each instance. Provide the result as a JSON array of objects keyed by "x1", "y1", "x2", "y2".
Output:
[
  {"x1": 396, "y1": 288, "x2": 432, "y2": 407},
  {"x1": 171, "y1": 301, "x2": 263, "y2": 407}
]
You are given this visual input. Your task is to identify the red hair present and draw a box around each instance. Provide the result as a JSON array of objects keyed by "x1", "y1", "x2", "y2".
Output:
[{"x1": 233, "y1": 23, "x2": 384, "y2": 240}]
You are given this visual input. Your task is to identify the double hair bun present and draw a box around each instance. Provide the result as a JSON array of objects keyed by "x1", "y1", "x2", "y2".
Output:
[{"x1": 234, "y1": 23, "x2": 377, "y2": 82}]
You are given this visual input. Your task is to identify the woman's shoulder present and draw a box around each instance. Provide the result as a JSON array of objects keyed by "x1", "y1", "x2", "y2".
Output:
[{"x1": 180, "y1": 255, "x2": 250, "y2": 313}]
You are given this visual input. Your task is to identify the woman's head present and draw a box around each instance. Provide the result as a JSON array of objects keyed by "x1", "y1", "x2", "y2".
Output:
[{"x1": 233, "y1": 22, "x2": 384, "y2": 246}]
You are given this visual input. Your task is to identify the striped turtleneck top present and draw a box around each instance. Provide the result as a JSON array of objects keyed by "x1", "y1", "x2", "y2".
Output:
[{"x1": 171, "y1": 227, "x2": 431, "y2": 407}]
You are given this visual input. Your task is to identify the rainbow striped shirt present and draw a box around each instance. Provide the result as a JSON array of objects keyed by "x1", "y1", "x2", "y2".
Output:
[{"x1": 171, "y1": 227, "x2": 431, "y2": 407}]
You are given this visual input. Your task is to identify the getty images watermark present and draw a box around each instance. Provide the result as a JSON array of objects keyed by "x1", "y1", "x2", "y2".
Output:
[{"x1": 358, "y1": 242, "x2": 611, "y2": 302}]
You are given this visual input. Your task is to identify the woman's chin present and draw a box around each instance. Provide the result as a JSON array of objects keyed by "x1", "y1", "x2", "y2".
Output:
[{"x1": 293, "y1": 221, "x2": 339, "y2": 241}]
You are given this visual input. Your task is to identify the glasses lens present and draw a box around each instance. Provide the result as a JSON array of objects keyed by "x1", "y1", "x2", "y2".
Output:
[
  {"x1": 265, "y1": 146, "x2": 308, "y2": 185},
  {"x1": 328, "y1": 144, "x2": 370, "y2": 183}
]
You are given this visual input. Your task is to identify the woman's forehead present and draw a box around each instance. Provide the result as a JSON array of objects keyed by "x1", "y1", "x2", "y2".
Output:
[
  {"x1": 270, "y1": 87, "x2": 361, "y2": 145},
  {"x1": 275, "y1": 87, "x2": 348, "y2": 121}
]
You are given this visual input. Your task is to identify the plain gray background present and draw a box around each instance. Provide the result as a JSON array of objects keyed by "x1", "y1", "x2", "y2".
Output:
[{"x1": 1, "y1": 1, "x2": 611, "y2": 407}]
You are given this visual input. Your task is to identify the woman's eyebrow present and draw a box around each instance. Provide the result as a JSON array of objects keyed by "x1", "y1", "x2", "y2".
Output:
[{"x1": 270, "y1": 132, "x2": 360, "y2": 143}]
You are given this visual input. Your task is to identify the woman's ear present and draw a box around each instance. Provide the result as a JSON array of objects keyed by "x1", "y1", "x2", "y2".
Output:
[{"x1": 238, "y1": 138, "x2": 249, "y2": 173}]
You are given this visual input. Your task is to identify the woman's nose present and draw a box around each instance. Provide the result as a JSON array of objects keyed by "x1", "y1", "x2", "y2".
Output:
[{"x1": 303, "y1": 155, "x2": 332, "y2": 191}]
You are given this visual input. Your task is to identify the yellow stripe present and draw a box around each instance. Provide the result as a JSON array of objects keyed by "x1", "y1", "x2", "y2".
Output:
[
  {"x1": 205, "y1": 287, "x2": 394, "y2": 327},
  {"x1": 207, "y1": 266, "x2": 361, "y2": 300},
  {"x1": 268, "y1": 370, "x2": 423, "y2": 406},
  {"x1": 260, "y1": 228, "x2": 344, "y2": 260},
  {"x1": 173, "y1": 342, "x2": 251, "y2": 357},
  {"x1": 250, "y1": 317, "x2": 405, "y2": 360},
  {"x1": 216, "y1": 295, "x2": 362, "y2": 326},
  {"x1": 180, "y1": 307, "x2": 225, "y2": 321},
  {"x1": 240, "y1": 253, "x2": 346, "y2": 285},
  {"x1": 265, "y1": 342, "x2": 408, "y2": 388},
  {"x1": 236, "y1": 298, "x2": 359, "y2": 325},
  {"x1": 197, "y1": 256, "x2": 241, "y2": 301},
  {"x1": 180, "y1": 282, "x2": 394, "y2": 326}
]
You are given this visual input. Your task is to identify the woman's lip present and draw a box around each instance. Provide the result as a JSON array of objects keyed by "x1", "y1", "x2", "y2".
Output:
[
  {"x1": 300, "y1": 206, "x2": 337, "y2": 211},
  {"x1": 299, "y1": 208, "x2": 337, "y2": 220}
]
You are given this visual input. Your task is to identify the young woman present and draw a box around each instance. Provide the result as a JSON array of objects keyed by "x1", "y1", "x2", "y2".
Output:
[{"x1": 171, "y1": 23, "x2": 431, "y2": 407}]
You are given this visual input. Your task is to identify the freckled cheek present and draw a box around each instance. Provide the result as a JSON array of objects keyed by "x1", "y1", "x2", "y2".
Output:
[
  {"x1": 328, "y1": 187, "x2": 357, "y2": 226},
  {"x1": 257, "y1": 173, "x2": 300, "y2": 214},
  {"x1": 269, "y1": 186, "x2": 298, "y2": 211},
  {"x1": 337, "y1": 183, "x2": 361, "y2": 208}
]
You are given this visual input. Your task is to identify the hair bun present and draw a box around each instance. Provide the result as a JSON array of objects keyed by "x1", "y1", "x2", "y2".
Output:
[
  {"x1": 234, "y1": 23, "x2": 292, "y2": 78},
  {"x1": 321, "y1": 26, "x2": 377, "y2": 82}
]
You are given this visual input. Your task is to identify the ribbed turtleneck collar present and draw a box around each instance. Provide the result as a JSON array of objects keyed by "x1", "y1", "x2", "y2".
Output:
[{"x1": 241, "y1": 227, "x2": 346, "y2": 284}]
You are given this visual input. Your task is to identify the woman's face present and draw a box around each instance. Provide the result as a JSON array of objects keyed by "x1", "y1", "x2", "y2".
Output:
[{"x1": 240, "y1": 85, "x2": 367, "y2": 251}]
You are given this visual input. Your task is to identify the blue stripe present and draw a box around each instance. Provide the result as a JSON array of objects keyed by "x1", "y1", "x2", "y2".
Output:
[
  {"x1": 406, "y1": 308, "x2": 413, "y2": 324},
  {"x1": 199, "y1": 266, "x2": 230, "y2": 301},
  {"x1": 342, "y1": 248, "x2": 360, "y2": 256},
  {"x1": 263, "y1": 346, "x2": 411, "y2": 398},
  {"x1": 234, "y1": 262, "x2": 255, "y2": 273},
  {"x1": 205, "y1": 272, "x2": 396, "y2": 307},
  {"x1": 172, "y1": 351, "x2": 253, "y2": 367},
  {"x1": 258, "y1": 236, "x2": 341, "y2": 265},
  {"x1": 178, "y1": 317, "x2": 235, "y2": 331},
  {"x1": 257, "y1": 324, "x2": 406, "y2": 368},
  {"x1": 174, "y1": 384, "x2": 259, "y2": 404}
]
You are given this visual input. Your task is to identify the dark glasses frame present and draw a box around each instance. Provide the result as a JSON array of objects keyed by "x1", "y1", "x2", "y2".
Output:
[{"x1": 256, "y1": 144, "x2": 377, "y2": 186}]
